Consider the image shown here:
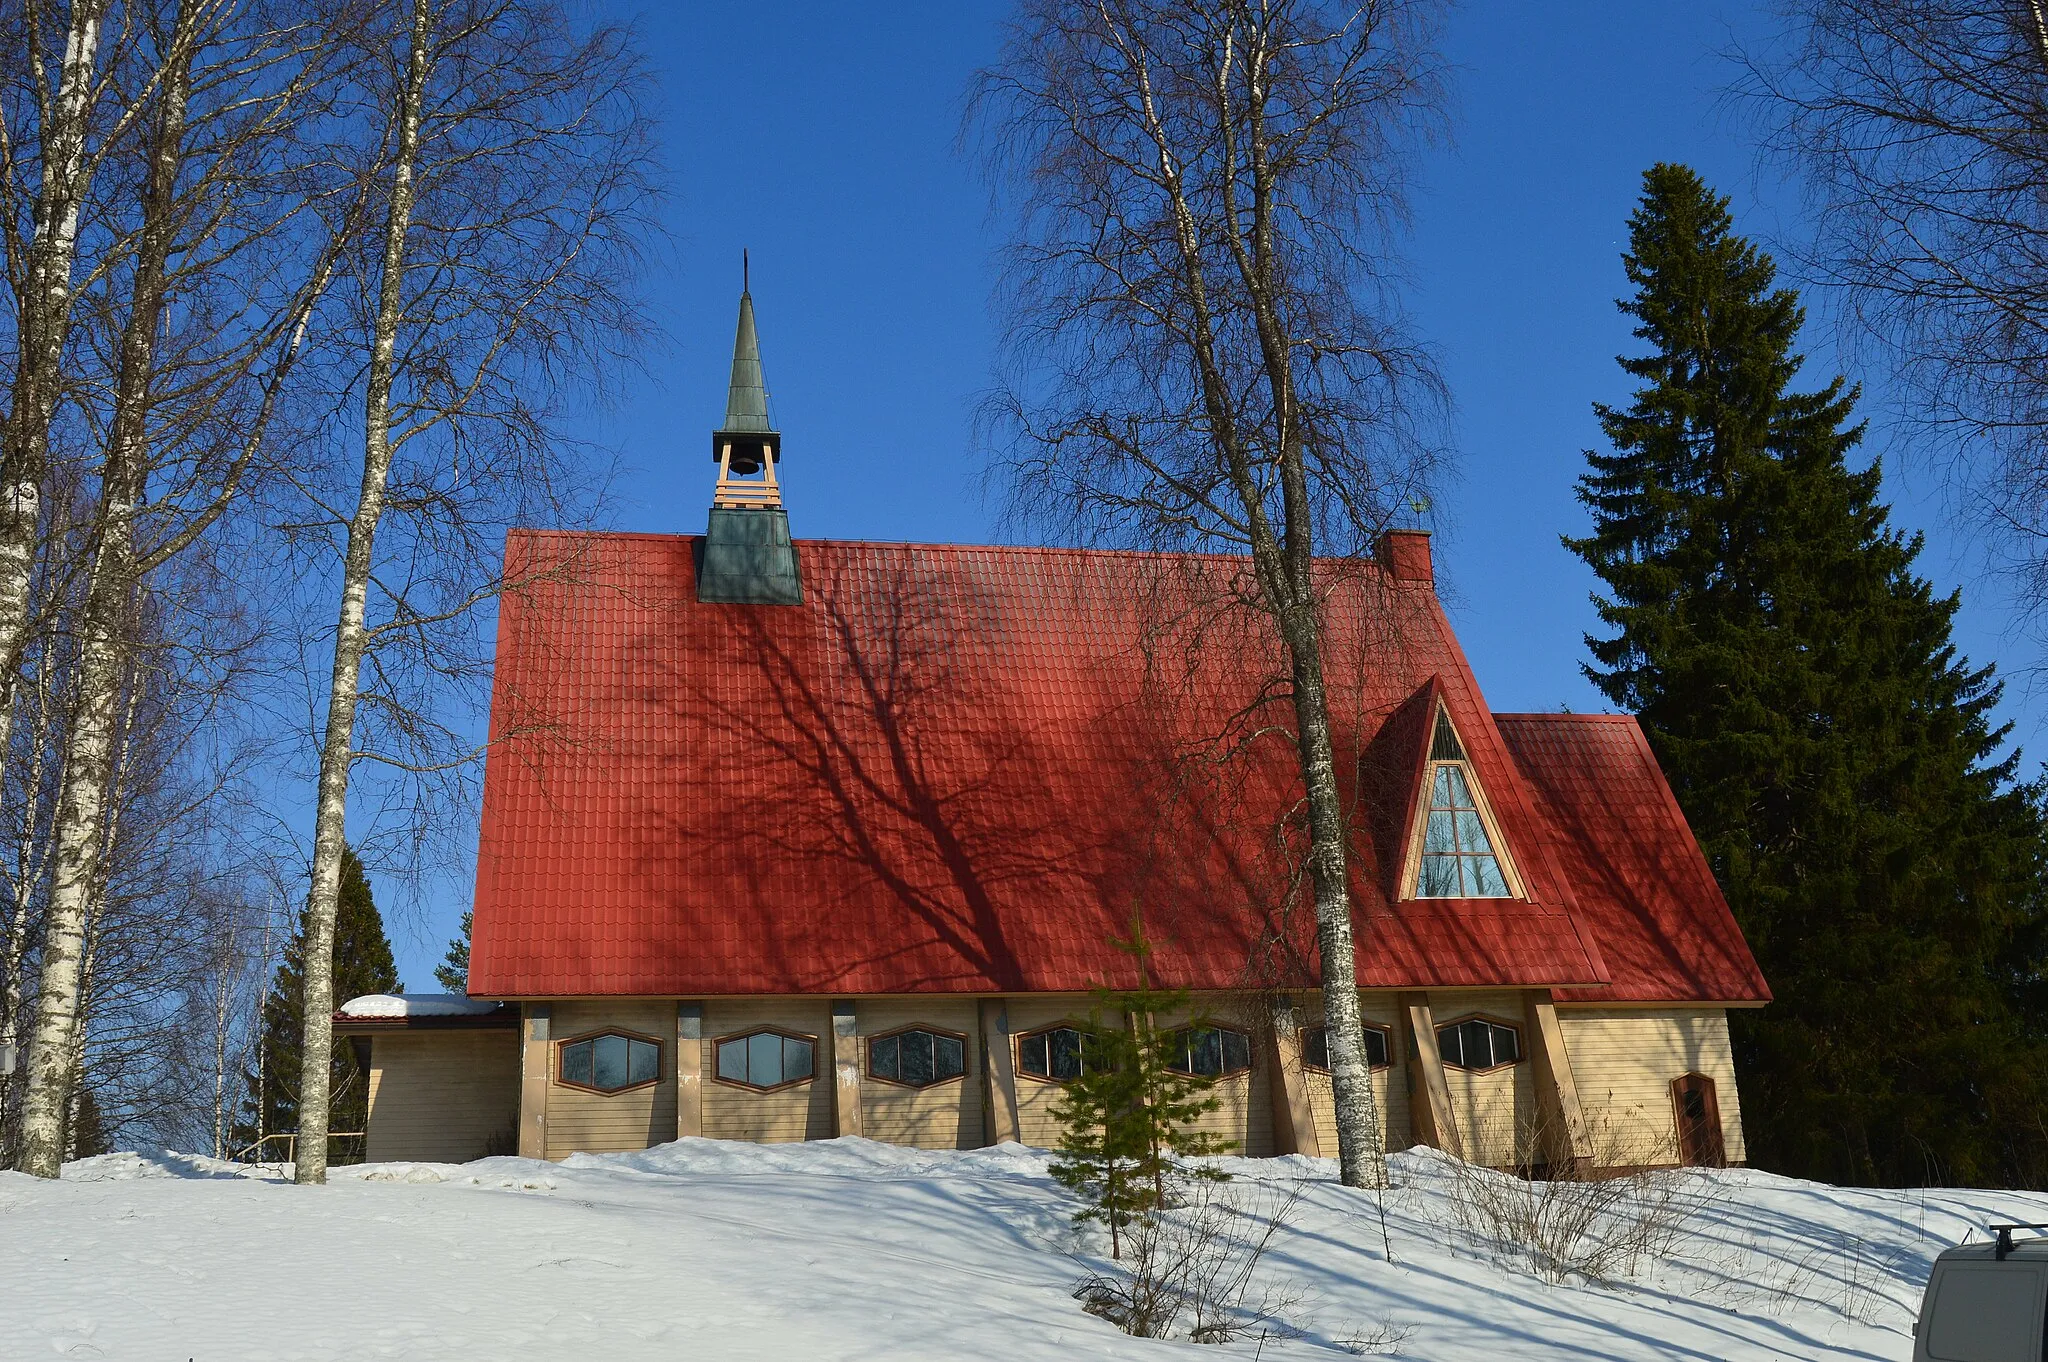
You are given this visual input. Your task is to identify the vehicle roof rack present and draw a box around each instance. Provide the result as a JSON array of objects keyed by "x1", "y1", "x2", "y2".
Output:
[{"x1": 1990, "y1": 1224, "x2": 2048, "y2": 1260}]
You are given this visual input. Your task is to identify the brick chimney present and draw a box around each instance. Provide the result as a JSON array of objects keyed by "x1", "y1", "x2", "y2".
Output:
[{"x1": 1379, "y1": 529, "x2": 1433, "y2": 585}]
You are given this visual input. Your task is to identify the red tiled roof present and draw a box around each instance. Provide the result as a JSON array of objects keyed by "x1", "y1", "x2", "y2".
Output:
[
  {"x1": 467, "y1": 532, "x2": 1755, "y2": 1003},
  {"x1": 1495, "y1": 714, "x2": 1770, "y2": 1004}
]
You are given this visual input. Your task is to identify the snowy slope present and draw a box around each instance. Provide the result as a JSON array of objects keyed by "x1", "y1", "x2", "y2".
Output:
[{"x1": 7, "y1": 1139, "x2": 2047, "y2": 1360}]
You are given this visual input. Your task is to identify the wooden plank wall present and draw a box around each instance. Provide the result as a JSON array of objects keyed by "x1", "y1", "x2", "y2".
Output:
[
  {"x1": 1557, "y1": 1007, "x2": 1746, "y2": 1166},
  {"x1": 1433, "y1": 989, "x2": 1540, "y2": 1167},
  {"x1": 1001, "y1": 997, "x2": 1275, "y2": 1157},
  {"x1": 502, "y1": 992, "x2": 1747, "y2": 1171},
  {"x1": 700, "y1": 999, "x2": 835, "y2": 1144},
  {"x1": 855, "y1": 999, "x2": 984, "y2": 1149},
  {"x1": 1302, "y1": 995, "x2": 1410, "y2": 1156},
  {"x1": 544, "y1": 1000, "x2": 680, "y2": 1161},
  {"x1": 366, "y1": 1030, "x2": 520, "y2": 1163}
]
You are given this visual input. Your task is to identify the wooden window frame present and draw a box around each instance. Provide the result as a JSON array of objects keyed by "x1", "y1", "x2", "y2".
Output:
[
  {"x1": 1014, "y1": 1020, "x2": 1100, "y2": 1085},
  {"x1": 864, "y1": 1023, "x2": 971, "y2": 1090},
  {"x1": 711, "y1": 1026, "x2": 819, "y2": 1094},
  {"x1": 1299, "y1": 1021, "x2": 1394, "y2": 1073},
  {"x1": 555, "y1": 1026, "x2": 665, "y2": 1096},
  {"x1": 1398, "y1": 707, "x2": 1527, "y2": 901},
  {"x1": 1433, "y1": 1013, "x2": 1523, "y2": 1074},
  {"x1": 1162, "y1": 1023, "x2": 1255, "y2": 1080}
]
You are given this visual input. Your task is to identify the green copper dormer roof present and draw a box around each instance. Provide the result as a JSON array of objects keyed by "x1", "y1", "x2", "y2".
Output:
[{"x1": 722, "y1": 289, "x2": 775, "y2": 435}]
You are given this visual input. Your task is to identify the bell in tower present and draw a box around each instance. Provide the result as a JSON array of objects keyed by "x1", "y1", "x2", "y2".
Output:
[{"x1": 697, "y1": 256, "x2": 803, "y2": 605}]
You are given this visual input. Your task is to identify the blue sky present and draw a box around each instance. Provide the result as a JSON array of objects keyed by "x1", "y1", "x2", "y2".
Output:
[{"x1": 384, "y1": 2, "x2": 2045, "y2": 983}]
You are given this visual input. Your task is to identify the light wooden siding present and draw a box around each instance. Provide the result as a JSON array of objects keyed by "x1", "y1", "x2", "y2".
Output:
[
  {"x1": 1152, "y1": 1002, "x2": 1272, "y2": 1158},
  {"x1": 544, "y1": 1001, "x2": 679, "y2": 1161},
  {"x1": 365, "y1": 1030, "x2": 520, "y2": 1163},
  {"x1": 1303, "y1": 995, "x2": 1409, "y2": 1155},
  {"x1": 702, "y1": 999, "x2": 834, "y2": 1143},
  {"x1": 1003, "y1": 998, "x2": 1273, "y2": 1157},
  {"x1": 1435, "y1": 991, "x2": 1538, "y2": 1166},
  {"x1": 1558, "y1": 1007, "x2": 1747, "y2": 1166},
  {"x1": 856, "y1": 1000, "x2": 984, "y2": 1150},
  {"x1": 1007, "y1": 998, "x2": 1103, "y2": 1149}
]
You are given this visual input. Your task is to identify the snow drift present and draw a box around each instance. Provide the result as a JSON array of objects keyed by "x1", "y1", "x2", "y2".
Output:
[{"x1": 6, "y1": 1139, "x2": 2045, "y2": 1360}]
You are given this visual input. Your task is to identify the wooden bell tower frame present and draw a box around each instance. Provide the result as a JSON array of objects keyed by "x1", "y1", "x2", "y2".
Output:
[{"x1": 712, "y1": 436, "x2": 782, "y2": 510}]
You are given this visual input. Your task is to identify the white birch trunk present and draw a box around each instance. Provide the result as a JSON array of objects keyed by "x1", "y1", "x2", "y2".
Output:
[
  {"x1": 210, "y1": 920, "x2": 237, "y2": 1160},
  {"x1": 0, "y1": 656, "x2": 66, "y2": 1165},
  {"x1": 16, "y1": 514, "x2": 138, "y2": 1175},
  {"x1": 0, "y1": 2, "x2": 112, "y2": 885},
  {"x1": 1282, "y1": 597, "x2": 1387, "y2": 1188},
  {"x1": 0, "y1": 905, "x2": 25, "y2": 1161},
  {"x1": 58, "y1": 939, "x2": 95, "y2": 1161},
  {"x1": 15, "y1": 11, "x2": 194, "y2": 1177},
  {"x1": 1221, "y1": 22, "x2": 1389, "y2": 1187},
  {"x1": 293, "y1": 0, "x2": 432, "y2": 1186}
]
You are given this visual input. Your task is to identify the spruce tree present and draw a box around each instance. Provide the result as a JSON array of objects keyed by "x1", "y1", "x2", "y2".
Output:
[
  {"x1": 434, "y1": 910, "x2": 471, "y2": 994},
  {"x1": 1567, "y1": 163, "x2": 2048, "y2": 1188},
  {"x1": 1050, "y1": 923, "x2": 1232, "y2": 1257},
  {"x1": 236, "y1": 847, "x2": 398, "y2": 1163}
]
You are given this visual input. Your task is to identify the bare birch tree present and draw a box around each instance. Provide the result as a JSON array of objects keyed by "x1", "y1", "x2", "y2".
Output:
[
  {"x1": 0, "y1": 1, "x2": 156, "y2": 821},
  {"x1": 286, "y1": 0, "x2": 653, "y2": 1185},
  {"x1": 1745, "y1": 2, "x2": 2048, "y2": 615},
  {"x1": 0, "y1": 485, "x2": 277, "y2": 1161},
  {"x1": 12, "y1": 0, "x2": 352, "y2": 1176},
  {"x1": 973, "y1": 0, "x2": 1449, "y2": 1188}
]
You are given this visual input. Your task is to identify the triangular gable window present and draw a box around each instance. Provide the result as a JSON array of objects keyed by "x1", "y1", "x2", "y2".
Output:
[
  {"x1": 1410, "y1": 708, "x2": 1517, "y2": 899},
  {"x1": 1430, "y1": 709, "x2": 1465, "y2": 762}
]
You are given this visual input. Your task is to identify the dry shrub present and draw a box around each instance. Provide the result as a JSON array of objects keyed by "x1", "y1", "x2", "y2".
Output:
[
  {"x1": 1716, "y1": 1227, "x2": 1914, "y2": 1324},
  {"x1": 1338, "y1": 1317, "x2": 1417, "y2": 1355},
  {"x1": 1073, "y1": 1180, "x2": 1307, "y2": 1342},
  {"x1": 1441, "y1": 1112, "x2": 1711, "y2": 1286}
]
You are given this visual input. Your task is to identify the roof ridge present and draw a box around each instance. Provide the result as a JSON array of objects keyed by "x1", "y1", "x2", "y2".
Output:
[{"x1": 505, "y1": 526, "x2": 1417, "y2": 573}]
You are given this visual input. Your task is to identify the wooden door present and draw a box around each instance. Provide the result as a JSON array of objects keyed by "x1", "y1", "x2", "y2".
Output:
[{"x1": 1670, "y1": 1073, "x2": 1725, "y2": 1167}]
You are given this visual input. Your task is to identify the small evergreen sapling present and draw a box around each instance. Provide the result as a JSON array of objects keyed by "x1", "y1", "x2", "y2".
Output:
[
  {"x1": 1049, "y1": 921, "x2": 1234, "y2": 1258},
  {"x1": 434, "y1": 910, "x2": 472, "y2": 993}
]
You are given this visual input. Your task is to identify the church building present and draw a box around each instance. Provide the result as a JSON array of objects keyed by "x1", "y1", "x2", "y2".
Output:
[{"x1": 337, "y1": 286, "x2": 1770, "y2": 1173}]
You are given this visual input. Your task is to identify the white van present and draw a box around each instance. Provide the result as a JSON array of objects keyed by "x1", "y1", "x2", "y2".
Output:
[{"x1": 1914, "y1": 1225, "x2": 2048, "y2": 1362}]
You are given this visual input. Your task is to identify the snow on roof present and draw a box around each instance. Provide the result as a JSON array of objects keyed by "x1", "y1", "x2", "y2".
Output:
[{"x1": 338, "y1": 993, "x2": 502, "y2": 1019}]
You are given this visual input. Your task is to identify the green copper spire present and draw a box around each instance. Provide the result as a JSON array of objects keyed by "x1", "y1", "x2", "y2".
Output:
[
  {"x1": 699, "y1": 252, "x2": 800, "y2": 606},
  {"x1": 712, "y1": 253, "x2": 780, "y2": 473},
  {"x1": 722, "y1": 290, "x2": 773, "y2": 434}
]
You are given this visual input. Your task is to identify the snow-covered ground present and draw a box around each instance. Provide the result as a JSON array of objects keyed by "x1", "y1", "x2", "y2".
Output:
[{"x1": 8, "y1": 1139, "x2": 2046, "y2": 1360}]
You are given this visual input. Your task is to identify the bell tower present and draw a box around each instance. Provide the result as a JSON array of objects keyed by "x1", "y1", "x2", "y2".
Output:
[{"x1": 697, "y1": 255, "x2": 802, "y2": 605}]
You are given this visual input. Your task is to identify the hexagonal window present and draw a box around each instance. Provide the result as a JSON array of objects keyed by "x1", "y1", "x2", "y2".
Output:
[
  {"x1": 714, "y1": 1029, "x2": 815, "y2": 1091},
  {"x1": 1164, "y1": 1025, "x2": 1252, "y2": 1078},
  {"x1": 868, "y1": 1028, "x2": 967, "y2": 1087},
  {"x1": 1016, "y1": 1024, "x2": 1104, "y2": 1083},
  {"x1": 558, "y1": 1031, "x2": 662, "y2": 1094},
  {"x1": 1300, "y1": 1023, "x2": 1391, "y2": 1071},
  {"x1": 1436, "y1": 1017, "x2": 1520, "y2": 1071}
]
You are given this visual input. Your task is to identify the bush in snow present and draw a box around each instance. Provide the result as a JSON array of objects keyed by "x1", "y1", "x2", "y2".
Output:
[
  {"x1": 1071, "y1": 1178, "x2": 1305, "y2": 1342},
  {"x1": 1439, "y1": 1114, "x2": 1709, "y2": 1285}
]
